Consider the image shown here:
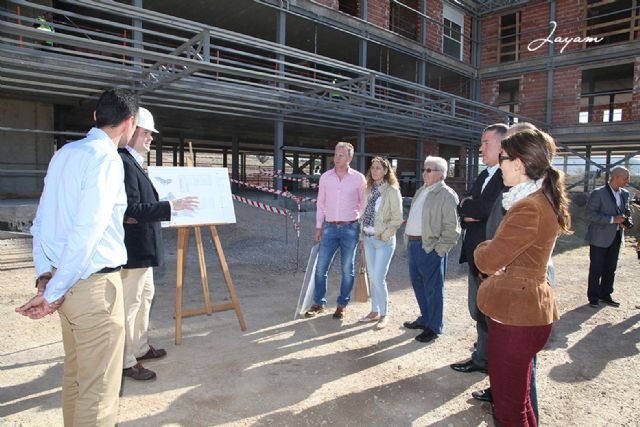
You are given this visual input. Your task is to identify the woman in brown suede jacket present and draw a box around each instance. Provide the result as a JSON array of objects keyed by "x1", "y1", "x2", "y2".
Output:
[{"x1": 474, "y1": 129, "x2": 571, "y2": 427}]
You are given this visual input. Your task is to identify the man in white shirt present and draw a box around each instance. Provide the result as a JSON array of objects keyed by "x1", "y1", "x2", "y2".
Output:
[{"x1": 16, "y1": 88, "x2": 139, "y2": 427}]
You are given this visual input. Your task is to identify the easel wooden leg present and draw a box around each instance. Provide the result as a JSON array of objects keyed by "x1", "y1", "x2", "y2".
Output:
[
  {"x1": 175, "y1": 227, "x2": 190, "y2": 345},
  {"x1": 210, "y1": 225, "x2": 247, "y2": 331},
  {"x1": 194, "y1": 226, "x2": 213, "y2": 314}
]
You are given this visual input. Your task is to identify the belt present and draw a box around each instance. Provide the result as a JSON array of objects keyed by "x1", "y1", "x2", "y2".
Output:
[
  {"x1": 326, "y1": 220, "x2": 357, "y2": 225},
  {"x1": 97, "y1": 266, "x2": 122, "y2": 274},
  {"x1": 407, "y1": 235, "x2": 422, "y2": 241}
]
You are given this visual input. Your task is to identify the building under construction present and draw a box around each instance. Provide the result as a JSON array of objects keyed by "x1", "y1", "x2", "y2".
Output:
[{"x1": 1, "y1": 0, "x2": 639, "y2": 203}]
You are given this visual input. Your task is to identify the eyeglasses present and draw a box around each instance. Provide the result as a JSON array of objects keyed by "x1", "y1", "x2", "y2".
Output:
[
  {"x1": 498, "y1": 155, "x2": 516, "y2": 164},
  {"x1": 422, "y1": 168, "x2": 440, "y2": 174}
]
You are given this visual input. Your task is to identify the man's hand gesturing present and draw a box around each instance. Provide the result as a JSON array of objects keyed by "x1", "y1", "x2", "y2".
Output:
[{"x1": 171, "y1": 196, "x2": 200, "y2": 211}]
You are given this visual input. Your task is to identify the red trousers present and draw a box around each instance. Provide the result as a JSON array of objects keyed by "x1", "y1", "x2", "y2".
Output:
[{"x1": 488, "y1": 318, "x2": 552, "y2": 427}]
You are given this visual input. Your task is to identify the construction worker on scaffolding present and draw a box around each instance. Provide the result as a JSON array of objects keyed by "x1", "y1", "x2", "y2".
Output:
[{"x1": 34, "y1": 11, "x2": 55, "y2": 47}]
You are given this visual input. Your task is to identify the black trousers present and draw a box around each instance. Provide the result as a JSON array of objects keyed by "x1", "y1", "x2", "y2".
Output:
[{"x1": 587, "y1": 231, "x2": 622, "y2": 303}]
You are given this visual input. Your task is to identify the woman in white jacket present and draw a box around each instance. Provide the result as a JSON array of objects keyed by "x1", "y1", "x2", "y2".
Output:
[{"x1": 358, "y1": 157, "x2": 404, "y2": 329}]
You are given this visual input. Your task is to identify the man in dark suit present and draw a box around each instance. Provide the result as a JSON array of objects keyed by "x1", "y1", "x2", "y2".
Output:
[
  {"x1": 586, "y1": 166, "x2": 631, "y2": 308},
  {"x1": 450, "y1": 123, "x2": 508, "y2": 374},
  {"x1": 119, "y1": 108, "x2": 198, "y2": 380}
]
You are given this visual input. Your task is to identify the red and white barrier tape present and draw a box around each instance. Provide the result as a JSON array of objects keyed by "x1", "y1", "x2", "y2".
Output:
[
  {"x1": 258, "y1": 168, "x2": 319, "y2": 189},
  {"x1": 232, "y1": 194, "x2": 300, "y2": 237},
  {"x1": 230, "y1": 178, "x2": 317, "y2": 203}
]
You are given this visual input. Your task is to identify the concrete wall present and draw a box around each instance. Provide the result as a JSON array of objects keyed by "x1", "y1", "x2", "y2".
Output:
[{"x1": 0, "y1": 99, "x2": 54, "y2": 197}]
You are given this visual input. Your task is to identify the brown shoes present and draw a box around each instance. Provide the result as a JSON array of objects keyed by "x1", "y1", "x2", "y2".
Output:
[
  {"x1": 305, "y1": 304, "x2": 346, "y2": 319},
  {"x1": 123, "y1": 362, "x2": 156, "y2": 381},
  {"x1": 333, "y1": 305, "x2": 346, "y2": 319},
  {"x1": 136, "y1": 345, "x2": 167, "y2": 362},
  {"x1": 305, "y1": 304, "x2": 325, "y2": 317}
]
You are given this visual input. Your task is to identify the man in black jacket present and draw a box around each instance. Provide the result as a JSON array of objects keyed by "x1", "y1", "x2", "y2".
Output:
[
  {"x1": 450, "y1": 123, "x2": 508, "y2": 375},
  {"x1": 119, "y1": 108, "x2": 198, "y2": 380}
]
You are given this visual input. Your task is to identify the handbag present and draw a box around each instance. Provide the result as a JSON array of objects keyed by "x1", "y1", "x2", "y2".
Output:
[{"x1": 354, "y1": 248, "x2": 370, "y2": 303}]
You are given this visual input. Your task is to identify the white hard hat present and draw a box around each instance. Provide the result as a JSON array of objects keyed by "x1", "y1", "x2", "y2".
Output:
[{"x1": 137, "y1": 107, "x2": 158, "y2": 133}]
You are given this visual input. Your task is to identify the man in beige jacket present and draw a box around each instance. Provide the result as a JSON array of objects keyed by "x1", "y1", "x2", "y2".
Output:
[{"x1": 403, "y1": 156, "x2": 460, "y2": 343}]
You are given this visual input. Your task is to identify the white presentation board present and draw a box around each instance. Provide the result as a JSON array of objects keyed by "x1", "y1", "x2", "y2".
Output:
[{"x1": 147, "y1": 166, "x2": 236, "y2": 227}]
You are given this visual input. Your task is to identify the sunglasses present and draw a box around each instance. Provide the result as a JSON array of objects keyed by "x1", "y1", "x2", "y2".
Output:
[
  {"x1": 498, "y1": 155, "x2": 516, "y2": 163},
  {"x1": 422, "y1": 168, "x2": 440, "y2": 173}
]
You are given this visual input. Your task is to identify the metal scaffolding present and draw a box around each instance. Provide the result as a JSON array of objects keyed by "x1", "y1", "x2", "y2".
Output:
[{"x1": 0, "y1": 0, "x2": 514, "y2": 146}]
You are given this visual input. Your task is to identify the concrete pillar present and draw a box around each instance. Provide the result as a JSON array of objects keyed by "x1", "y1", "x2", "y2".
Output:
[{"x1": 223, "y1": 148, "x2": 228, "y2": 168}]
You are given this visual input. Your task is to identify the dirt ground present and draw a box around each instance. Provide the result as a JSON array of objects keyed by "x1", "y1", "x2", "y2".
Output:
[{"x1": 1, "y1": 197, "x2": 639, "y2": 427}]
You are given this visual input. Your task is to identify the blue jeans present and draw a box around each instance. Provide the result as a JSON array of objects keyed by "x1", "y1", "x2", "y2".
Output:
[
  {"x1": 407, "y1": 240, "x2": 446, "y2": 334},
  {"x1": 363, "y1": 235, "x2": 396, "y2": 316},
  {"x1": 314, "y1": 222, "x2": 360, "y2": 306}
]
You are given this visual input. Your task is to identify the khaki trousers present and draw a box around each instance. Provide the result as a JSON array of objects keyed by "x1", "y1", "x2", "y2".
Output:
[
  {"x1": 58, "y1": 271, "x2": 125, "y2": 427},
  {"x1": 121, "y1": 267, "x2": 154, "y2": 369}
]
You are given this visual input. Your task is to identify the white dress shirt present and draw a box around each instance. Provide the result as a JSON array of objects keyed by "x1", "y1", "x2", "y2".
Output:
[
  {"x1": 405, "y1": 183, "x2": 435, "y2": 236},
  {"x1": 125, "y1": 144, "x2": 144, "y2": 166},
  {"x1": 31, "y1": 128, "x2": 128, "y2": 303},
  {"x1": 481, "y1": 164, "x2": 500, "y2": 193}
]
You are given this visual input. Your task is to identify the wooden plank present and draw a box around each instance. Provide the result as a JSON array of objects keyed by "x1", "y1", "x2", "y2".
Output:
[
  {"x1": 175, "y1": 303, "x2": 236, "y2": 319},
  {"x1": 210, "y1": 225, "x2": 247, "y2": 331},
  {"x1": 174, "y1": 227, "x2": 189, "y2": 345},
  {"x1": 193, "y1": 226, "x2": 213, "y2": 314}
]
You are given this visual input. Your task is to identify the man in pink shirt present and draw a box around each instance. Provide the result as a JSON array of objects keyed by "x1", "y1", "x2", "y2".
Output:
[{"x1": 306, "y1": 142, "x2": 366, "y2": 319}]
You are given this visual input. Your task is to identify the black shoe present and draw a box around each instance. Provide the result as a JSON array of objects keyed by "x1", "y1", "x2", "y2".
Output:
[
  {"x1": 403, "y1": 320, "x2": 425, "y2": 330},
  {"x1": 450, "y1": 359, "x2": 488, "y2": 374},
  {"x1": 599, "y1": 297, "x2": 620, "y2": 308},
  {"x1": 123, "y1": 363, "x2": 156, "y2": 381},
  {"x1": 415, "y1": 329, "x2": 438, "y2": 343},
  {"x1": 472, "y1": 387, "x2": 493, "y2": 403},
  {"x1": 588, "y1": 301, "x2": 599, "y2": 308}
]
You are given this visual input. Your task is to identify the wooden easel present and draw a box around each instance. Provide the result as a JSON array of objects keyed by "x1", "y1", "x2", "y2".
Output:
[{"x1": 173, "y1": 144, "x2": 246, "y2": 344}]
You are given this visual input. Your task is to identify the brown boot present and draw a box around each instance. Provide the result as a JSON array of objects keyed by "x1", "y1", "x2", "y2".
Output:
[
  {"x1": 333, "y1": 305, "x2": 346, "y2": 319},
  {"x1": 305, "y1": 304, "x2": 325, "y2": 318}
]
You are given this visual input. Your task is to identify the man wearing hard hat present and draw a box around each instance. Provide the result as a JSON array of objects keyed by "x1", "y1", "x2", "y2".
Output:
[{"x1": 118, "y1": 107, "x2": 198, "y2": 381}]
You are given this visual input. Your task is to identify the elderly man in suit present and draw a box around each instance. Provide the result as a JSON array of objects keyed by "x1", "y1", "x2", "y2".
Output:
[
  {"x1": 586, "y1": 165, "x2": 631, "y2": 308},
  {"x1": 119, "y1": 108, "x2": 198, "y2": 380},
  {"x1": 450, "y1": 123, "x2": 508, "y2": 374}
]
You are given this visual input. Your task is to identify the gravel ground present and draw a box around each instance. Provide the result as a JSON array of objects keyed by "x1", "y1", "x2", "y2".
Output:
[{"x1": 1, "y1": 191, "x2": 639, "y2": 426}]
